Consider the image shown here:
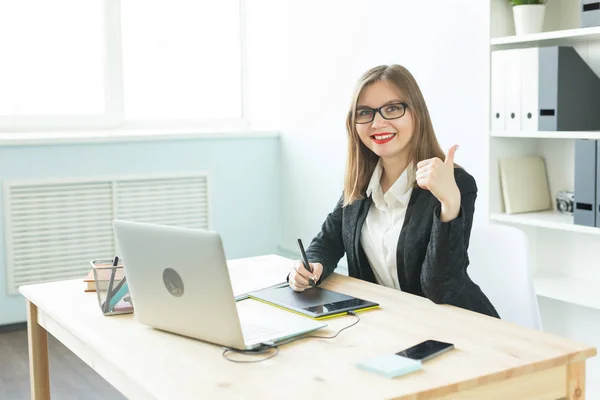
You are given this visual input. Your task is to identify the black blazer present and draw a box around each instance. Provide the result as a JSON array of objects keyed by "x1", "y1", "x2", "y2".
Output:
[{"x1": 306, "y1": 167, "x2": 500, "y2": 318}]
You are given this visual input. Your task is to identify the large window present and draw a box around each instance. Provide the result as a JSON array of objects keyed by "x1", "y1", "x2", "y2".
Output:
[{"x1": 0, "y1": 0, "x2": 243, "y2": 130}]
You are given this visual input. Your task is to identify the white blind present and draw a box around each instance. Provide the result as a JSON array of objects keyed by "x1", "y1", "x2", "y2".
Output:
[{"x1": 4, "y1": 173, "x2": 210, "y2": 294}]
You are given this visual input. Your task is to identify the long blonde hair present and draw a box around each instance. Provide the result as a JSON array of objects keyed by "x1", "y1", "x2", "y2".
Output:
[{"x1": 343, "y1": 64, "x2": 447, "y2": 206}]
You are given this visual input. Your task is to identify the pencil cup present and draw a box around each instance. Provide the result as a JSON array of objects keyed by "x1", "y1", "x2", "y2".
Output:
[{"x1": 90, "y1": 259, "x2": 134, "y2": 316}]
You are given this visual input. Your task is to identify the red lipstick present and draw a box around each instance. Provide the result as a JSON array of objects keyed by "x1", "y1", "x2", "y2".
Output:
[{"x1": 370, "y1": 132, "x2": 396, "y2": 145}]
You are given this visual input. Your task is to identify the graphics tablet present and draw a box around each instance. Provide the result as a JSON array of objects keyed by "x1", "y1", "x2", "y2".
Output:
[{"x1": 249, "y1": 285, "x2": 379, "y2": 319}]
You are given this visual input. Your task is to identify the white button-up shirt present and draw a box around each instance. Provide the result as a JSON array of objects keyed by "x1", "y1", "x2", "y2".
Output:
[{"x1": 360, "y1": 160, "x2": 414, "y2": 290}]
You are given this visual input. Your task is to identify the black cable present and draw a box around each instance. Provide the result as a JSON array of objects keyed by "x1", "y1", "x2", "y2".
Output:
[
  {"x1": 221, "y1": 345, "x2": 279, "y2": 363},
  {"x1": 276, "y1": 310, "x2": 360, "y2": 346},
  {"x1": 221, "y1": 311, "x2": 360, "y2": 363}
]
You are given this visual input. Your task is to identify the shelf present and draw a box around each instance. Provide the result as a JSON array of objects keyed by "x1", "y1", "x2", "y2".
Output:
[
  {"x1": 490, "y1": 211, "x2": 600, "y2": 235},
  {"x1": 535, "y1": 271, "x2": 600, "y2": 311},
  {"x1": 490, "y1": 131, "x2": 600, "y2": 140},
  {"x1": 491, "y1": 26, "x2": 600, "y2": 51}
]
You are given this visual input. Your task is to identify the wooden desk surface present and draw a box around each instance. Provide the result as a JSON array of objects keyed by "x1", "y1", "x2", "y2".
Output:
[{"x1": 20, "y1": 254, "x2": 596, "y2": 400}]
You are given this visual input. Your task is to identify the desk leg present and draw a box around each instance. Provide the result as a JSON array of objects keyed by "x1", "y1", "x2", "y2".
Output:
[
  {"x1": 26, "y1": 300, "x2": 51, "y2": 400},
  {"x1": 567, "y1": 361, "x2": 585, "y2": 399}
]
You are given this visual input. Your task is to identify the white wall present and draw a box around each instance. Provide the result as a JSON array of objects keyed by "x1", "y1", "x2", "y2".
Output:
[
  {"x1": 246, "y1": 0, "x2": 491, "y2": 253},
  {"x1": 246, "y1": 1, "x2": 599, "y2": 396}
]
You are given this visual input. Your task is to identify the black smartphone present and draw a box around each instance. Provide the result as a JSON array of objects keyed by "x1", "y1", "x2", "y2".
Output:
[{"x1": 396, "y1": 340, "x2": 454, "y2": 362}]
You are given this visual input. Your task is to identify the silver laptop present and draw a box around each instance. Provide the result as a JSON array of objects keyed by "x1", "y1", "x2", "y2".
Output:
[{"x1": 113, "y1": 220, "x2": 326, "y2": 350}]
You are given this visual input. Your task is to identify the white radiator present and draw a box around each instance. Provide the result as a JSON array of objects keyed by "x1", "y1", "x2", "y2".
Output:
[{"x1": 3, "y1": 173, "x2": 210, "y2": 294}]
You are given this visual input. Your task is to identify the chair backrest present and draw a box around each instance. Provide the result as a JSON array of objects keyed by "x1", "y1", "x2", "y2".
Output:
[{"x1": 467, "y1": 223, "x2": 543, "y2": 330}]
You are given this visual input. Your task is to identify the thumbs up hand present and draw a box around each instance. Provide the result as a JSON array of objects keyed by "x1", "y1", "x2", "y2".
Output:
[{"x1": 416, "y1": 145, "x2": 461, "y2": 222}]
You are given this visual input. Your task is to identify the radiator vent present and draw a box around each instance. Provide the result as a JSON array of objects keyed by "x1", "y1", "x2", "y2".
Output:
[{"x1": 4, "y1": 173, "x2": 209, "y2": 294}]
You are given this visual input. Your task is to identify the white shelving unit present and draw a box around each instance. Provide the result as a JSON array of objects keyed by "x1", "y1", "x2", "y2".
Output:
[
  {"x1": 490, "y1": 0, "x2": 600, "y2": 311},
  {"x1": 491, "y1": 210, "x2": 571, "y2": 226},
  {"x1": 535, "y1": 271, "x2": 600, "y2": 311},
  {"x1": 491, "y1": 131, "x2": 600, "y2": 140},
  {"x1": 491, "y1": 26, "x2": 600, "y2": 50},
  {"x1": 490, "y1": 211, "x2": 600, "y2": 235}
]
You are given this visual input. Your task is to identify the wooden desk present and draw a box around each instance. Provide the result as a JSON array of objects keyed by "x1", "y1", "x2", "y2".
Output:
[{"x1": 20, "y1": 254, "x2": 596, "y2": 400}]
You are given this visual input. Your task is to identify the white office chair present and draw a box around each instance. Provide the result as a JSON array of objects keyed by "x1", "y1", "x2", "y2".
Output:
[{"x1": 467, "y1": 223, "x2": 543, "y2": 331}]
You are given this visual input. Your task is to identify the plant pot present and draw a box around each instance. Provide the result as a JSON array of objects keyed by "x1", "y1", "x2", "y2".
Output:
[{"x1": 512, "y1": 4, "x2": 546, "y2": 35}]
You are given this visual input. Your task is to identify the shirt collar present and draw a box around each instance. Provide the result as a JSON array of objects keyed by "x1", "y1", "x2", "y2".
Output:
[{"x1": 366, "y1": 159, "x2": 413, "y2": 209}]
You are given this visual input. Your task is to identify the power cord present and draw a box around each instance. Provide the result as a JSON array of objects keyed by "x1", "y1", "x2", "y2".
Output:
[
  {"x1": 221, "y1": 345, "x2": 280, "y2": 363},
  {"x1": 222, "y1": 311, "x2": 360, "y2": 363}
]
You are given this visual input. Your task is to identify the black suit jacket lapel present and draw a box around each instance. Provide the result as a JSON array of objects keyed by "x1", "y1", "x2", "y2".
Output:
[
  {"x1": 396, "y1": 187, "x2": 426, "y2": 290},
  {"x1": 350, "y1": 197, "x2": 376, "y2": 283}
]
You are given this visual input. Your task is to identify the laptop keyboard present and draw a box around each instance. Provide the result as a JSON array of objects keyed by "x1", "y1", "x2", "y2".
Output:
[
  {"x1": 236, "y1": 299, "x2": 326, "y2": 346},
  {"x1": 241, "y1": 322, "x2": 290, "y2": 344}
]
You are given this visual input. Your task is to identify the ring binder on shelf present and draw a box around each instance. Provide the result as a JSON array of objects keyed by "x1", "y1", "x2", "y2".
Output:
[{"x1": 574, "y1": 140, "x2": 597, "y2": 227}]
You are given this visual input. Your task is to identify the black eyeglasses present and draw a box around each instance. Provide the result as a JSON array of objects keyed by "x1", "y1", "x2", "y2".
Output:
[{"x1": 355, "y1": 102, "x2": 409, "y2": 124}]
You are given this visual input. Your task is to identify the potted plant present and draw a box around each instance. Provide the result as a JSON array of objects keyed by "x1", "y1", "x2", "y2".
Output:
[{"x1": 509, "y1": 0, "x2": 547, "y2": 35}]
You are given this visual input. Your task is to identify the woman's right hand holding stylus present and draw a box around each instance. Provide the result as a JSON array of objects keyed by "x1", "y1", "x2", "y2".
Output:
[{"x1": 289, "y1": 261, "x2": 323, "y2": 292}]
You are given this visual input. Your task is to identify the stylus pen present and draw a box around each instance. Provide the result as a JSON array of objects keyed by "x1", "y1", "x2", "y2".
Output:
[
  {"x1": 103, "y1": 256, "x2": 119, "y2": 313},
  {"x1": 297, "y1": 238, "x2": 316, "y2": 287},
  {"x1": 103, "y1": 276, "x2": 128, "y2": 313},
  {"x1": 107, "y1": 279, "x2": 129, "y2": 312},
  {"x1": 102, "y1": 277, "x2": 127, "y2": 312}
]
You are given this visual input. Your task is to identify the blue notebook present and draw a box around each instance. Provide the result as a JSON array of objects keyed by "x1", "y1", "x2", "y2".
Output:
[{"x1": 357, "y1": 354, "x2": 422, "y2": 378}]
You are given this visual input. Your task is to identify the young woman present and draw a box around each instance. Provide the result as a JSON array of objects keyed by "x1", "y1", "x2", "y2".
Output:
[{"x1": 288, "y1": 64, "x2": 499, "y2": 318}]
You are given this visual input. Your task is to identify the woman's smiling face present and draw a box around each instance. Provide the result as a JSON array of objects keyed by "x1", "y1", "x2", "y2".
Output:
[{"x1": 355, "y1": 80, "x2": 414, "y2": 161}]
